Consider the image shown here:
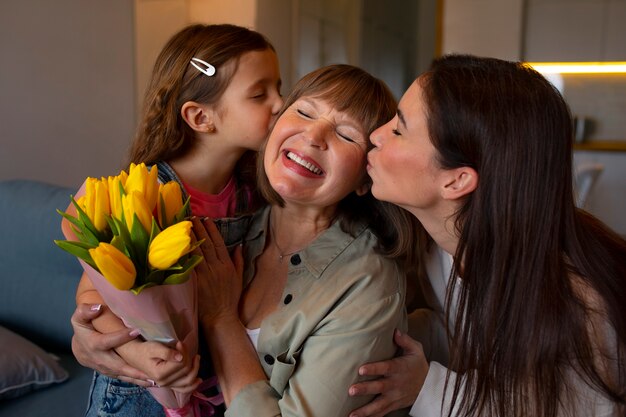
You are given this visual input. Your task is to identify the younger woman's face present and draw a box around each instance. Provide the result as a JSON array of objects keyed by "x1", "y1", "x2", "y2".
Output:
[
  {"x1": 215, "y1": 49, "x2": 283, "y2": 151},
  {"x1": 367, "y1": 81, "x2": 444, "y2": 213},
  {"x1": 264, "y1": 95, "x2": 369, "y2": 211}
]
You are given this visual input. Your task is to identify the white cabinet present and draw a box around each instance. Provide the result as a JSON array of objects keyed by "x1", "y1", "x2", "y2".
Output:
[{"x1": 524, "y1": 0, "x2": 626, "y2": 61}]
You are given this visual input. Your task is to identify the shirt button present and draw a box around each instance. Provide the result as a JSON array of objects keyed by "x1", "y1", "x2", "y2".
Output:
[
  {"x1": 290, "y1": 254, "x2": 301, "y2": 265},
  {"x1": 264, "y1": 354, "x2": 275, "y2": 365},
  {"x1": 284, "y1": 294, "x2": 293, "y2": 304}
]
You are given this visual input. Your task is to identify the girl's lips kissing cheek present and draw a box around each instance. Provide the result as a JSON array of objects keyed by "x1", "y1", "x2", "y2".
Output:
[{"x1": 282, "y1": 151, "x2": 324, "y2": 178}]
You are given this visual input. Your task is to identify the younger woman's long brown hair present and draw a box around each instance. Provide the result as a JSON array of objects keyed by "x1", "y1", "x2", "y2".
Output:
[{"x1": 420, "y1": 54, "x2": 626, "y2": 417}]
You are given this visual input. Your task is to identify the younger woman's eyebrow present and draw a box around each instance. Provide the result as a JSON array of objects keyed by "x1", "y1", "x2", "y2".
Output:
[{"x1": 397, "y1": 108, "x2": 407, "y2": 130}]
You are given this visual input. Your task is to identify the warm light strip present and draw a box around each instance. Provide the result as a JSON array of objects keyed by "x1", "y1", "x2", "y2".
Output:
[{"x1": 525, "y1": 62, "x2": 626, "y2": 74}]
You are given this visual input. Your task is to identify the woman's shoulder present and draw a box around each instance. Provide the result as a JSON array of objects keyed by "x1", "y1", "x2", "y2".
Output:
[{"x1": 316, "y1": 222, "x2": 405, "y2": 298}]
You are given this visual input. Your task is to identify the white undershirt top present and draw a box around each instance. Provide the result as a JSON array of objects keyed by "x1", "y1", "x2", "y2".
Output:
[{"x1": 246, "y1": 327, "x2": 260, "y2": 350}]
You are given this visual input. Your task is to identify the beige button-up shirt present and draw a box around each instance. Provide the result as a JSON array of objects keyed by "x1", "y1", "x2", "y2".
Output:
[{"x1": 226, "y1": 206, "x2": 408, "y2": 417}]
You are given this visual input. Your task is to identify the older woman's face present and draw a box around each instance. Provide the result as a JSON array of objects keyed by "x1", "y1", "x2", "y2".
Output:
[
  {"x1": 264, "y1": 96, "x2": 369, "y2": 209},
  {"x1": 367, "y1": 81, "x2": 444, "y2": 212}
]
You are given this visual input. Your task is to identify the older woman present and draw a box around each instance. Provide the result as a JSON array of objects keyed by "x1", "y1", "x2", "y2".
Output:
[
  {"x1": 349, "y1": 54, "x2": 626, "y2": 417},
  {"x1": 192, "y1": 64, "x2": 421, "y2": 416}
]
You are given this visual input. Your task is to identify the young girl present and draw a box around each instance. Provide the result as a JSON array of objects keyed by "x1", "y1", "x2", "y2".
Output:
[{"x1": 73, "y1": 23, "x2": 282, "y2": 416}]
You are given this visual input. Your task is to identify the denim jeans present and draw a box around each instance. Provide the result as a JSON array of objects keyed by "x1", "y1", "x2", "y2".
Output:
[{"x1": 85, "y1": 372, "x2": 165, "y2": 417}]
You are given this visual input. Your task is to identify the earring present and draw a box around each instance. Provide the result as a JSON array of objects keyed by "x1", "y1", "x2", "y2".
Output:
[{"x1": 206, "y1": 125, "x2": 215, "y2": 133}]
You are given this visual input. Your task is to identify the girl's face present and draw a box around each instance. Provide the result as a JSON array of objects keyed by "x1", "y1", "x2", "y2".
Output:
[
  {"x1": 264, "y1": 96, "x2": 369, "y2": 211},
  {"x1": 215, "y1": 49, "x2": 283, "y2": 151},
  {"x1": 367, "y1": 81, "x2": 444, "y2": 212}
]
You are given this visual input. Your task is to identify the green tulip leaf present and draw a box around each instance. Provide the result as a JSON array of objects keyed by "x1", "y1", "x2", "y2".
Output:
[
  {"x1": 174, "y1": 197, "x2": 192, "y2": 223},
  {"x1": 70, "y1": 196, "x2": 108, "y2": 242},
  {"x1": 54, "y1": 240, "x2": 97, "y2": 269},
  {"x1": 165, "y1": 263, "x2": 184, "y2": 271},
  {"x1": 110, "y1": 235, "x2": 127, "y2": 255},
  {"x1": 107, "y1": 216, "x2": 120, "y2": 236},
  {"x1": 158, "y1": 194, "x2": 169, "y2": 229},
  {"x1": 130, "y1": 282, "x2": 157, "y2": 295},
  {"x1": 144, "y1": 269, "x2": 166, "y2": 285},
  {"x1": 57, "y1": 209, "x2": 100, "y2": 247},
  {"x1": 110, "y1": 217, "x2": 135, "y2": 259},
  {"x1": 162, "y1": 255, "x2": 203, "y2": 285},
  {"x1": 149, "y1": 218, "x2": 161, "y2": 244},
  {"x1": 117, "y1": 180, "x2": 126, "y2": 197},
  {"x1": 162, "y1": 269, "x2": 192, "y2": 285},
  {"x1": 189, "y1": 239, "x2": 204, "y2": 253},
  {"x1": 130, "y1": 214, "x2": 150, "y2": 266}
]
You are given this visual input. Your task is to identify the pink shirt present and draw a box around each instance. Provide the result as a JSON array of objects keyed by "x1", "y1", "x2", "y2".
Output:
[{"x1": 183, "y1": 176, "x2": 239, "y2": 219}]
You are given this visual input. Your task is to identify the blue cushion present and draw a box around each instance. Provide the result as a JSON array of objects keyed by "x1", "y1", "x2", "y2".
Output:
[{"x1": 0, "y1": 180, "x2": 83, "y2": 350}]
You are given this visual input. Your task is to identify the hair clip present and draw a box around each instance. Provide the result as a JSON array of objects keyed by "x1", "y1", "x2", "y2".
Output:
[{"x1": 190, "y1": 57, "x2": 216, "y2": 77}]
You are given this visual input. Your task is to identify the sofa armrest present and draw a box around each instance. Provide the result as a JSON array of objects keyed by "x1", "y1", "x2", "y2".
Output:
[{"x1": 0, "y1": 180, "x2": 83, "y2": 351}]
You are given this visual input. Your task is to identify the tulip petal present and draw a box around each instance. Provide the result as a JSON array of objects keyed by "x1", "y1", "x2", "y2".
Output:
[
  {"x1": 89, "y1": 243, "x2": 136, "y2": 291},
  {"x1": 148, "y1": 221, "x2": 193, "y2": 270}
]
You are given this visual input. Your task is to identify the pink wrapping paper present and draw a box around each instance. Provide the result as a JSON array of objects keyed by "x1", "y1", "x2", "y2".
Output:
[{"x1": 80, "y1": 259, "x2": 198, "y2": 410}]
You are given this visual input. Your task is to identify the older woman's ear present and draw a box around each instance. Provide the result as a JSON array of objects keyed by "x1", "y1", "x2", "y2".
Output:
[
  {"x1": 355, "y1": 180, "x2": 371, "y2": 197},
  {"x1": 441, "y1": 166, "x2": 478, "y2": 201}
]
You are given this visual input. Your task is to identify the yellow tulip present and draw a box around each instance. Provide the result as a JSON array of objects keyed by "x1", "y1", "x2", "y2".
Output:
[
  {"x1": 89, "y1": 243, "x2": 136, "y2": 290},
  {"x1": 83, "y1": 177, "x2": 110, "y2": 232},
  {"x1": 148, "y1": 221, "x2": 193, "y2": 270},
  {"x1": 122, "y1": 191, "x2": 153, "y2": 233},
  {"x1": 75, "y1": 195, "x2": 86, "y2": 211},
  {"x1": 107, "y1": 175, "x2": 125, "y2": 220},
  {"x1": 118, "y1": 169, "x2": 128, "y2": 187},
  {"x1": 125, "y1": 163, "x2": 159, "y2": 212},
  {"x1": 157, "y1": 181, "x2": 183, "y2": 228}
]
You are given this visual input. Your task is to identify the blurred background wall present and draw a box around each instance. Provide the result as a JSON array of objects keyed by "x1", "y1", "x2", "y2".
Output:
[{"x1": 1, "y1": 0, "x2": 624, "y2": 234}]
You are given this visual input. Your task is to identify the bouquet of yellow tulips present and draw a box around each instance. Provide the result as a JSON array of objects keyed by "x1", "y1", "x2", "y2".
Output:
[
  {"x1": 55, "y1": 162, "x2": 202, "y2": 294},
  {"x1": 55, "y1": 163, "x2": 203, "y2": 415}
]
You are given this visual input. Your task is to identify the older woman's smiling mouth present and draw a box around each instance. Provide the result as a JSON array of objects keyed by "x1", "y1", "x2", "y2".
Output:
[{"x1": 286, "y1": 151, "x2": 323, "y2": 175}]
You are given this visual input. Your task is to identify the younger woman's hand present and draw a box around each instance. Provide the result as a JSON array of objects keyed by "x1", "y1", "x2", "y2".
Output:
[
  {"x1": 348, "y1": 329, "x2": 429, "y2": 417},
  {"x1": 192, "y1": 217, "x2": 244, "y2": 325},
  {"x1": 71, "y1": 303, "x2": 150, "y2": 385}
]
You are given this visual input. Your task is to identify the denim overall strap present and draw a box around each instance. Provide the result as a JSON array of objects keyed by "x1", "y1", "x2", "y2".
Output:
[{"x1": 234, "y1": 175, "x2": 248, "y2": 214}]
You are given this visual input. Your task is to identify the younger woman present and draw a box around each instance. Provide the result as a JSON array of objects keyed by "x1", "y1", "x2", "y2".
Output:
[
  {"x1": 72, "y1": 23, "x2": 282, "y2": 416},
  {"x1": 351, "y1": 54, "x2": 626, "y2": 417}
]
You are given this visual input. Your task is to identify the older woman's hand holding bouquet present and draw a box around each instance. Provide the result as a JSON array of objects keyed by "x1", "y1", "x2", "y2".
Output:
[
  {"x1": 55, "y1": 163, "x2": 207, "y2": 417},
  {"x1": 192, "y1": 217, "x2": 244, "y2": 327}
]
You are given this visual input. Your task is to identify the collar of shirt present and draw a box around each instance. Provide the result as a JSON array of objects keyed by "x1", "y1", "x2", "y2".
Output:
[{"x1": 243, "y1": 205, "x2": 368, "y2": 283}]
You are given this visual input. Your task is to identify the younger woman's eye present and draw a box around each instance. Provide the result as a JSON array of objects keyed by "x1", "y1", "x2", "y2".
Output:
[
  {"x1": 392, "y1": 128, "x2": 401, "y2": 136},
  {"x1": 251, "y1": 92, "x2": 266, "y2": 99}
]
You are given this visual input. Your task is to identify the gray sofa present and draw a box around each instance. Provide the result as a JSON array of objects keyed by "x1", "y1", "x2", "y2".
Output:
[{"x1": 0, "y1": 179, "x2": 93, "y2": 416}]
